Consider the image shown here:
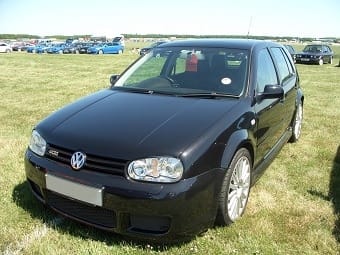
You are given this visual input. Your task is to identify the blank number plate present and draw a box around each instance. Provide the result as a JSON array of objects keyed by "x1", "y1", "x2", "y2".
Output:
[{"x1": 45, "y1": 174, "x2": 103, "y2": 206}]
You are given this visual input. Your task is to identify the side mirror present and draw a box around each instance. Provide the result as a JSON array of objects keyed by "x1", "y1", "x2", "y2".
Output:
[
  {"x1": 110, "y1": 74, "x2": 120, "y2": 86},
  {"x1": 256, "y1": 84, "x2": 284, "y2": 102}
]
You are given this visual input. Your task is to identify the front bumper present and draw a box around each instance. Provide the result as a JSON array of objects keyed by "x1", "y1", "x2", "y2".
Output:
[
  {"x1": 87, "y1": 50, "x2": 99, "y2": 54},
  {"x1": 25, "y1": 149, "x2": 224, "y2": 241},
  {"x1": 295, "y1": 56, "x2": 320, "y2": 64}
]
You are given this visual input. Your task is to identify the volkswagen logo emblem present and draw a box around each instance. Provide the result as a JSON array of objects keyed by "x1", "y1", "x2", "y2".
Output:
[{"x1": 70, "y1": 151, "x2": 86, "y2": 170}]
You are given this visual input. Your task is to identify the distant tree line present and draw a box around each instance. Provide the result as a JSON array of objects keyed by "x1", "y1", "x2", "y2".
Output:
[
  {"x1": 0, "y1": 34, "x2": 92, "y2": 40},
  {"x1": 123, "y1": 33, "x2": 305, "y2": 41}
]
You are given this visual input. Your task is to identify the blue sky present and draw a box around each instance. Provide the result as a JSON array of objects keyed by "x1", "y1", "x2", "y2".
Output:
[{"x1": 0, "y1": 0, "x2": 339, "y2": 38}]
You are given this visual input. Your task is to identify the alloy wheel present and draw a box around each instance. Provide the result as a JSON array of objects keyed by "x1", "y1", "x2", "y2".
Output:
[{"x1": 227, "y1": 155, "x2": 251, "y2": 221}]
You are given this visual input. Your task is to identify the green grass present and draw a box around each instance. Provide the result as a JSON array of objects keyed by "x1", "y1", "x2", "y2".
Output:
[{"x1": 0, "y1": 44, "x2": 340, "y2": 254}]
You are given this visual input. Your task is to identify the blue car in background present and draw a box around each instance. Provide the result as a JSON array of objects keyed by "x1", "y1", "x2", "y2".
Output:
[
  {"x1": 27, "y1": 44, "x2": 50, "y2": 53},
  {"x1": 26, "y1": 45, "x2": 36, "y2": 53},
  {"x1": 87, "y1": 42, "x2": 124, "y2": 54},
  {"x1": 47, "y1": 43, "x2": 67, "y2": 54}
]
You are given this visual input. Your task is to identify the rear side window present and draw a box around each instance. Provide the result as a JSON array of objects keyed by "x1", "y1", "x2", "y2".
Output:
[
  {"x1": 256, "y1": 49, "x2": 277, "y2": 93},
  {"x1": 271, "y1": 47, "x2": 290, "y2": 84},
  {"x1": 281, "y1": 48, "x2": 295, "y2": 74}
]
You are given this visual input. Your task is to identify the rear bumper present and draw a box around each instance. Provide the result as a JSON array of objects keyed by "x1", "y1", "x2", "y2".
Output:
[{"x1": 25, "y1": 149, "x2": 224, "y2": 241}]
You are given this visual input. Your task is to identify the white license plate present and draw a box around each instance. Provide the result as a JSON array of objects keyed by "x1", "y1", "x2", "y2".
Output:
[
  {"x1": 301, "y1": 58, "x2": 310, "y2": 61},
  {"x1": 45, "y1": 174, "x2": 103, "y2": 206}
]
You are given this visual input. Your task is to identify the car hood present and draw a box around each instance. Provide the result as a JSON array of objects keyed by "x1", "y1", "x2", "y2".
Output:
[
  {"x1": 37, "y1": 89, "x2": 239, "y2": 160},
  {"x1": 299, "y1": 51, "x2": 322, "y2": 55}
]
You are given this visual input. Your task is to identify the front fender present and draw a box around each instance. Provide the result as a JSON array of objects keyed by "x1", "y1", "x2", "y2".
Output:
[{"x1": 220, "y1": 129, "x2": 255, "y2": 170}]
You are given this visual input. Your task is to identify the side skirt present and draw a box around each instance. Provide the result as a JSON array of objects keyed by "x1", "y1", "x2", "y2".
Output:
[{"x1": 251, "y1": 128, "x2": 292, "y2": 185}]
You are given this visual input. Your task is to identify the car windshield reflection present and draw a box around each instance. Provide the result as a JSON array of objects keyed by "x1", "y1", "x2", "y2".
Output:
[
  {"x1": 303, "y1": 45, "x2": 322, "y2": 52},
  {"x1": 113, "y1": 47, "x2": 249, "y2": 97}
]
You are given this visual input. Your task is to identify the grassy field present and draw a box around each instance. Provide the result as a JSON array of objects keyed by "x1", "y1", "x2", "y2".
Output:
[{"x1": 0, "y1": 43, "x2": 340, "y2": 255}]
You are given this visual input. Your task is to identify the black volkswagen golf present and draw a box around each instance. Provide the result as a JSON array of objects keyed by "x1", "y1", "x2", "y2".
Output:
[{"x1": 25, "y1": 39, "x2": 304, "y2": 242}]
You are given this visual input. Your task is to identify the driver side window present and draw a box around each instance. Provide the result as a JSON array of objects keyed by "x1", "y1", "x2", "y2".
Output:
[{"x1": 256, "y1": 49, "x2": 278, "y2": 93}]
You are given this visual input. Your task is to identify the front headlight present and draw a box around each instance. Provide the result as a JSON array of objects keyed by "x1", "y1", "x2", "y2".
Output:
[
  {"x1": 127, "y1": 157, "x2": 183, "y2": 183},
  {"x1": 29, "y1": 130, "x2": 46, "y2": 156}
]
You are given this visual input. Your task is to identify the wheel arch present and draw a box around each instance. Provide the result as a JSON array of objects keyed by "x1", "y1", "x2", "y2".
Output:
[
  {"x1": 220, "y1": 130, "x2": 255, "y2": 172},
  {"x1": 291, "y1": 88, "x2": 304, "y2": 123}
]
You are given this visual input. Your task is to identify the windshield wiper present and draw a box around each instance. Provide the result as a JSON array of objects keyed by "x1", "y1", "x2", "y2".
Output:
[
  {"x1": 178, "y1": 93, "x2": 239, "y2": 98},
  {"x1": 112, "y1": 87, "x2": 154, "y2": 94},
  {"x1": 112, "y1": 87, "x2": 175, "y2": 96},
  {"x1": 112, "y1": 87, "x2": 238, "y2": 98}
]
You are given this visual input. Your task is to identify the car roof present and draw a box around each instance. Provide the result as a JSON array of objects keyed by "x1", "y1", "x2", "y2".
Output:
[
  {"x1": 158, "y1": 38, "x2": 281, "y2": 50},
  {"x1": 305, "y1": 44, "x2": 328, "y2": 46}
]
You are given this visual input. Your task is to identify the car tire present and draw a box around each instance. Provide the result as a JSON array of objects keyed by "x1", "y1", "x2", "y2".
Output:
[
  {"x1": 215, "y1": 148, "x2": 251, "y2": 226},
  {"x1": 98, "y1": 50, "x2": 103, "y2": 54},
  {"x1": 318, "y1": 58, "x2": 323, "y2": 65},
  {"x1": 289, "y1": 102, "x2": 303, "y2": 143}
]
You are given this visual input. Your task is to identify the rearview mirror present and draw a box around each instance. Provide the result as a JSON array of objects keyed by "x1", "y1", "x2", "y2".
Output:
[{"x1": 256, "y1": 84, "x2": 284, "y2": 102}]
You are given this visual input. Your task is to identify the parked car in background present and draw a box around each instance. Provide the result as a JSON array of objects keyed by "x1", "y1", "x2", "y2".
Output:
[
  {"x1": 47, "y1": 43, "x2": 66, "y2": 54},
  {"x1": 283, "y1": 44, "x2": 296, "y2": 63},
  {"x1": 26, "y1": 43, "x2": 50, "y2": 54},
  {"x1": 140, "y1": 41, "x2": 167, "y2": 55},
  {"x1": 0, "y1": 42, "x2": 12, "y2": 53},
  {"x1": 295, "y1": 44, "x2": 333, "y2": 65},
  {"x1": 25, "y1": 39, "x2": 303, "y2": 242},
  {"x1": 63, "y1": 43, "x2": 82, "y2": 54},
  {"x1": 112, "y1": 35, "x2": 125, "y2": 47},
  {"x1": 26, "y1": 44, "x2": 36, "y2": 53},
  {"x1": 78, "y1": 42, "x2": 97, "y2": 54},
  {"x1": 11, "y1": 42, "x2": 35, "y2": 52},
  {"x1": 87, "y1": 42, "x2": 124, "y2": 54}
]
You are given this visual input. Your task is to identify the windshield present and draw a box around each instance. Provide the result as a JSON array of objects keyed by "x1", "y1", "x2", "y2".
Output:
[
  {"x1": 303, "y1": 45, "x2": 322, "y2": 52},
  {"x1": 113, "y1": 46, "x2": 249, "y2": 96}
]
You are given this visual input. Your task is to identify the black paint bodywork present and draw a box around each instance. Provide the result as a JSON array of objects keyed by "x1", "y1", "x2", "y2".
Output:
[{"x1": 25, "y1": 39, "x2": 304, "y2": 241}]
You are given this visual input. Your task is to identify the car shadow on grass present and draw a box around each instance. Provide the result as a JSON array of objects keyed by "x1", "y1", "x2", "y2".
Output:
[
  {"x1": 12, "y1": 181, "x2": 191, "y2": 250},
  {"x1": 329, "y1": 145, "x2": 340, "y2": 242},
  {"x1": 307, "y1": 145, "x2": 340, "y2": 242}
]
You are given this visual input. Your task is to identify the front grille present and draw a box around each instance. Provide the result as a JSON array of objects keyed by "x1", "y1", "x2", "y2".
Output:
[
  {"x1": 45, "y1": 144, "x2": 127, "y2": 176},
  {"x1": 46, "y1": 190, "x2": 116, "y2": 228}
]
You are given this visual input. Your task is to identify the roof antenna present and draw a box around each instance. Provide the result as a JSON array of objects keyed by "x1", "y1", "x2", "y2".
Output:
[{"x1": 247, "y1": 16, "x2": 252, "y2": 39}]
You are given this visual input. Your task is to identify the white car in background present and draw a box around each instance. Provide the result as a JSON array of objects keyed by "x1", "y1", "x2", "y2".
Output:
[{"x1": 0, "y1": 42, "x2": 12, "y2": 53}]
